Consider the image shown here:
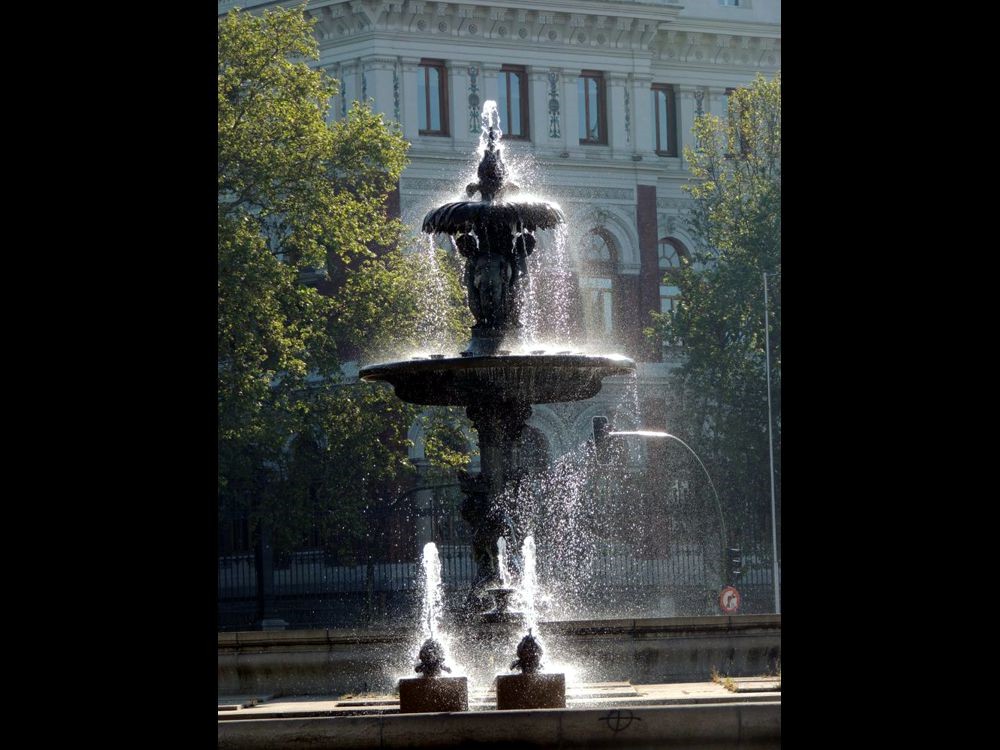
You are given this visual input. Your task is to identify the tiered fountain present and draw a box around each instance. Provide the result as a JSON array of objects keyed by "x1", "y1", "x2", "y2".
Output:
[
  {"x1": 361, "y1": 105, "x2": 634, "y2": 610},
  {"x1": 360, "y1": 103, "x2": 635, "y2": 707}
]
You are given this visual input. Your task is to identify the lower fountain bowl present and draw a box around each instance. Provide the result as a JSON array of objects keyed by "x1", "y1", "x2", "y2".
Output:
[{"x1": 359, "y1": 353, "x2": 636, "y2": 406}]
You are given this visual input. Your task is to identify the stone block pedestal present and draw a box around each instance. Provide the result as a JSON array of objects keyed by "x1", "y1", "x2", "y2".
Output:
[
  {"x1": 495, "y1": 673, "x2": 566, "y2": 710},
  {"x1": 398, "y1": 676, "x2": 469, "y2": 713}
]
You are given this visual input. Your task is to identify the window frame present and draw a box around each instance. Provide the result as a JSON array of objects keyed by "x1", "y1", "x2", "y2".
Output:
[
  {"x1": 651, "y1": 84, "x2": 678, "y2": 157},
  {"x1": 499, "y1": 65, "x2": 530, "y2": 141},
  {"x1": 578, "y1": 70, "x2": 607, "y2": 145},
  {"x1": 418, "y1": 59, "x2": 449, "y2": 137},
  {"x1": 657, "y1": 237, "x2": 689, "y2": 348},
  {"x1": 658, "y1": 237, "x2": 688, "y2": 273}
]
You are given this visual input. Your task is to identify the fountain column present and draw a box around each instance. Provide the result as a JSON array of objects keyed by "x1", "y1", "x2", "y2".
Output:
[{"x1": 460, "y1": 400, "x2": 531, "y2": 597}]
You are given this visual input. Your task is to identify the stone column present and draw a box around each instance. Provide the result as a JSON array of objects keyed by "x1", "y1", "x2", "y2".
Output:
[
  {"x1": 480, "y1": 61, "x2": 501, "y2": 142},
  {"x1": 447, "y1": 61, "x2": 474, "y2": 147},
  {"x1": 340, "y1": 61, "x2": 359, "y2": 117},
  {"x1": 706, "y1": 86, "x2": 730, "y2": 118},
  {"x1": 323, "y1": 64, "x2": 340, "y2": 124},
  {"x1": 466, "y1": 63, "x2": 485, "y2": 138},
  {"x1": 560, "y1": 67, "x2": 583, "y2": 156},
  {"x1": 482, "y1": 62, "x2": 501, "y2": 111},
  {"x1": 529, "y1": 68, "x2": 556, "y2": 151},
  {"x1": 676, "y1": 85, "x2": 703, "y2": 168},
  {"x1": 632, "y1": 73, "x2": 654, "y2": 158},
  {"x1": 401, "y1": 57, "x2": 421, "y2": 141},
  {"x1": 608, "y1": 73, "x2": 629, "y2": 155},
  {"x1": 362, "y1": 55, "x2": 397, "y2": 124}
]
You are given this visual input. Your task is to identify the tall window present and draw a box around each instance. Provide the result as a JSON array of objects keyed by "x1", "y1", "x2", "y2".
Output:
[
  {"x1": 418, "y1": 59, "x2": 448, "y2": 136},
  {"x1": 658, "y1": 237, "x2": 688, "y2": 321},
  {"x1": 651, "y1": 84, "x2": 677, "y2": 156},
  {"x1": 660, "y1": 284, "x2": 681, "y2": 315},
  {"x1": 578, "y1": 71, "x2": 606, "y2": 144},
  {"x1": 498, "y1": 66, "x2": 529, "y2": 139}
]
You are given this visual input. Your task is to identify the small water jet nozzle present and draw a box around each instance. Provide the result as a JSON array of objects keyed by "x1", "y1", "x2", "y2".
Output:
[
  {"x1": 414, "y1": 638, "x2": 451, "y2": 678},
  {"x1": 510, "y1": 629, "x2": 544, "y2": 675}
]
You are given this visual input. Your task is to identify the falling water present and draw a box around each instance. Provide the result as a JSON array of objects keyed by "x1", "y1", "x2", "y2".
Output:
[
  {"x1": 408, "y1": 541, "x2": 469, "y2": 681},
  {"x1": 413, "y1": 234, "x2": 452, "y2": 353},
  {"x1": 419, "y1": 542, "x2": 445, "y2": 640},
  {"x1": 478, "y1": 100, "x2": 502, "y2": 157},
  {"x1": 607, "y1": 370, "x2": 642, "y2": 433},
  {"x1": 520, "y1": 535, "x2": 538, "y2": 632},
  {"x1": 520, "y1": 225, "x2": 574, "y2": 349},
  {"x1": 496, "y1": 537, "x2": 512, "y2": 588}
]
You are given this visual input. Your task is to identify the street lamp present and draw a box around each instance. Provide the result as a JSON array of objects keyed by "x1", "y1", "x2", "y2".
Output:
[{"x1": 763, "y1": 271, "x2": 780, "y2": 614}]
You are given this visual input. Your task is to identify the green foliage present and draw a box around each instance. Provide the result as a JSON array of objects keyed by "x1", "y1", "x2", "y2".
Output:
[
  {"x1": 420, "y1": 407, "x2": 474, "y2": 473},
  {"x1": 331, "y1": 243, "x2": 470, "y2": 358},
  {"x1": 647, "y1": 73, "x2": 780, "y2": 539},
  {"x1": 217, "y1": 6, "x2": 471, "y2": 557}
]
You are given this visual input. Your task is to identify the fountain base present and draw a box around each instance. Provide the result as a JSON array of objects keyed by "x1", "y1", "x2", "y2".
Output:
[
  {"x1": 398, "y1": 676, "x2": 469, "y2": 713},
  {"x1": 495, "y1": 673, "x2": 566, "y2": 710},
  {"x1": 478, "y1": 587, "x2": 524, "y2": 626}
]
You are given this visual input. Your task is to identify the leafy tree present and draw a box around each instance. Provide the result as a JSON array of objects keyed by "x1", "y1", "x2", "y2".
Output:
[
  {"x1": 218, "y1": 6, "x2": 470, "y2": 572},
  {"x1": 648, "y1": 73, "x2": 780, "y2": 556}
]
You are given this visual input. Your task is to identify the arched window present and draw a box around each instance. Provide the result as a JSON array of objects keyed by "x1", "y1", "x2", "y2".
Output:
[
  {"x1": 658, "y1": 237, "x2": 688, "y2": 270},
  {"x1": 580, "y1": 229, "x2": 617, "y2": 337}
]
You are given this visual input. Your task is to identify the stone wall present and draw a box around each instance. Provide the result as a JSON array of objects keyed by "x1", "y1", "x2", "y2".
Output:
[{"x1": 219, "y1": 614, "x2": 780, "y2": 696}]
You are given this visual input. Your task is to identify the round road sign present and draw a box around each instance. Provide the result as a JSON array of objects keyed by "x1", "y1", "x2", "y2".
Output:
[{"x1": 719, "y1": 586, "x2": 741, "y2": 613}]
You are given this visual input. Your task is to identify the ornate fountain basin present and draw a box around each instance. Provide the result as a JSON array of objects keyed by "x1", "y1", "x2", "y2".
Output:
[
  {"x1": 359, "y1": 353, "x2": 635, "y2": 406},
  {"x1": 422, "y1": 200, "x2": 564, "y2": 235}
]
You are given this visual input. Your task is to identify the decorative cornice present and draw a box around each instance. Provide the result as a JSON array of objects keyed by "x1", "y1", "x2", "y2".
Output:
[
  {"x1": 294, "y1": 0, "x2": 690, "y2": 53},
  {"x1": 656, "y1": 197, "x2": 691, "y2": 210},
  {"x1": 545, "y1": 186, "x2": 635, "y2": 201},
  {"x1": 401, "y1": 179, "x2": 636, "y2": 202},
  {"x1": 360, "y1": 54, "x2": 399, "y2": 69}
]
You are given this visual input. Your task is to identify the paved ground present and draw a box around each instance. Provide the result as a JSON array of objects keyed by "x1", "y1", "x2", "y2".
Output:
[{"x1": 219, "y1": 678, "x2": 780, "y2": 719}]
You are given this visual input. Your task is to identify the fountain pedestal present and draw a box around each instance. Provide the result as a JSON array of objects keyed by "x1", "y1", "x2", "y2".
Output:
[
  {"x1": 495, "y1": 629, "x2": 565, "y2": 710},
  {"x1": 495, "y1": 673, "x2": 566, "y2": 710},
  {"x1": 398, "y1": 676, "x2": 469, "y2": 713}
]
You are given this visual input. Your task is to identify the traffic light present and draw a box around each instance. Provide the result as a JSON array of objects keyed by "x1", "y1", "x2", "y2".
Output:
[{"x1": 726, "y1": 547, "x2": 743, "y2": 584}]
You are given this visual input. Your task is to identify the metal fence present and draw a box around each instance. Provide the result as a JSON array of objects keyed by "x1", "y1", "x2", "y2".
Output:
[{"x1": 219, "y1": 536, "x2": 778, "y2": 631}]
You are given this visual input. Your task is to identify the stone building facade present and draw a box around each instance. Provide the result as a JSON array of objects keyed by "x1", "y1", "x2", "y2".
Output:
[{"x1": 219, "y1": 0, "x2": 780, "y2": 558}]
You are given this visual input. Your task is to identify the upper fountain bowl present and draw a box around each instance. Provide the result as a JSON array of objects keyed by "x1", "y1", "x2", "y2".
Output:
[
  {"x1": 422, "y1": 200, "x2": 564, "y2": 236},
  {"x1": 359, "y1": 353, "x2": 635, "y2": 406}
]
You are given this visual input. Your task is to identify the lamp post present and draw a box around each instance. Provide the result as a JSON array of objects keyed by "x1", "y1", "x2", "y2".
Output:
[{"x1": 763, "y1": 271, "x2": 780, "y2": 614}]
